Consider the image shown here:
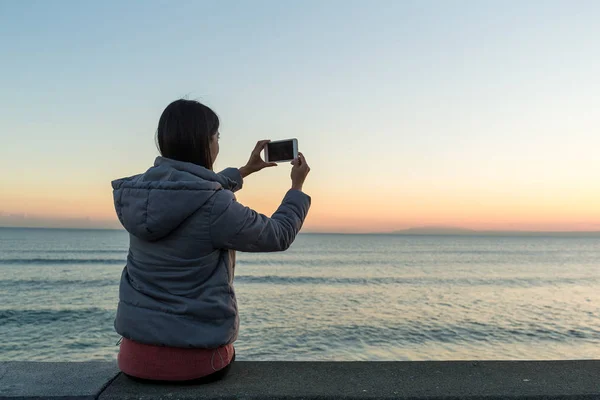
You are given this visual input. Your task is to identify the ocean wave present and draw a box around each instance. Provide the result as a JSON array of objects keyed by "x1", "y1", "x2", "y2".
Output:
[
  {"x1": 0, "y1": 258, "x2": 125, "y2": 265},
  {"x1": 1, "y1": 249, "x2": 126, "y2": 254},
  {"x1": 0, "y1": 308, "x2": 115, "y2": 325},
  {"x1": 236, "y1": 256, "x2": 598, "y2": 267},
  {"x1": 1, "y1": 275, "x2": 595, "y2": 291},
  {"x1": 1, "y1": 254, "x2": 596, "y2": 267},
  {"x1": 0, "y1": 278, "x2": 118, "y2": 290},
  {"x1": 3, "y1": 308, "x2": 598, "y2": 345},
  {"x1": 278, "y1": 321, "x2": 600, "y2": 345},
  {"x1": 234, "y1": 275, "x2": 597, "y2": 287},
  {"x1": 291, "y1": 248, "x2": 598, "y2": 256}
]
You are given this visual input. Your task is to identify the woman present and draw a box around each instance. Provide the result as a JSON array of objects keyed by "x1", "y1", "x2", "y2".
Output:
[{"x1": 111, "y1": 99, "x2": 311, "y2": 383}]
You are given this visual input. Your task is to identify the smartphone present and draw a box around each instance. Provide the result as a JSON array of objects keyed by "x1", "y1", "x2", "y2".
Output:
[{"x1": 264, "y1": 139, "x2": 298, "y2": 163}]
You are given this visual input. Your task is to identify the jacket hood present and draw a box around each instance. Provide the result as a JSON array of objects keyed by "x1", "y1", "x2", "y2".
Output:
[{"x1": 112, "y1": 157, "x2": 224, "y2": 241}]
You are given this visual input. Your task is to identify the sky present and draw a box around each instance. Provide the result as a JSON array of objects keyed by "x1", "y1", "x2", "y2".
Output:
[{"x1": 1, "y1": 0, "x2": 599, "y2": 233}]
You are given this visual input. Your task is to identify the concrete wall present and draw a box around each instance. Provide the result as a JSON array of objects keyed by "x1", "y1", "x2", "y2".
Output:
[{"x1": 1, "y1": 361, "x2": 599, "y2": 399}]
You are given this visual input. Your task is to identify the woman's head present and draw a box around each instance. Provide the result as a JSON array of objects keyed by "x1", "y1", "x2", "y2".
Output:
[{"x1": 156, "y1": 99, "x2": 220, "y2": 169}]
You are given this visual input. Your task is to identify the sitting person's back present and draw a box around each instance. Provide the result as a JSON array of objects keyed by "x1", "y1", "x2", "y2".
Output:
[{"x1": 112, "y1": 99, "x2": 311, "y2": 382}]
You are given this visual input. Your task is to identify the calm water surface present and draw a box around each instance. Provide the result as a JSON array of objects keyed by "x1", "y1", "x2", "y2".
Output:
[{"x1": 1, "y1": 228, "x2": 599, "y2": 361}]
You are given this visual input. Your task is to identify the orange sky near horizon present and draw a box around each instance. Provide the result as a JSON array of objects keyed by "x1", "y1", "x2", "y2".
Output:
[{"x1": 2, "y1": 177, "x2": 599, "y2": 233}]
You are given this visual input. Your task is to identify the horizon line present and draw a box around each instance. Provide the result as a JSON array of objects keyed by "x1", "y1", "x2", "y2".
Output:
[{"x1": 1, "y1": 226, "x2": 600, "y2": 237}]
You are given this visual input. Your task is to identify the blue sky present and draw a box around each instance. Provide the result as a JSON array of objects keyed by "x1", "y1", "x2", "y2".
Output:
[{"x1": 1, "y1": 1, "x2": 599, "y2": 232}]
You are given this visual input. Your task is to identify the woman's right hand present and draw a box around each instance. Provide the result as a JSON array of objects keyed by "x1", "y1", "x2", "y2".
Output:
[{"x1": 291, "y1": 152, "x2": 310, "y2": 191}]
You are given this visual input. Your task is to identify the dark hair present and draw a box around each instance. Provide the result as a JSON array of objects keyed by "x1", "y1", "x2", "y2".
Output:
[{"x1": 156, "y1": 99, "x2": 219, "y2": 169}]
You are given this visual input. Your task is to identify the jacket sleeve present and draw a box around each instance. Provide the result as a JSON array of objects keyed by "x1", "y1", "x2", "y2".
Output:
[
  {"x1": 215, "y1": 168, "x2": 243, "y2": 193},
  {"x1": 209, "y1": 189, "x2": 311, "y2": 252}
]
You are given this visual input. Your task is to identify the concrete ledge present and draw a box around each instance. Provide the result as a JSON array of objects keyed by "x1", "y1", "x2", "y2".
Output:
[
  {"x1": 1, "y1": 361, "x2": 599, "y2": 399},
  {"x1": 0, "y1": 362, "x2": 120, "y2": 399}
]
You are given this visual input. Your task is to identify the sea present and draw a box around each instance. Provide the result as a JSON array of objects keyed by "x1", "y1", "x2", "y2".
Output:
[{"x1": 1, "y1": 227, "x2": 599, "y2": 362}]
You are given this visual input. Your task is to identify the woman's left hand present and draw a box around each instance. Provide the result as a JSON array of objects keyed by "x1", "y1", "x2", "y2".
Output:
[{"x1": 239, "y1": 140, "x2": 277, "y2": 178}]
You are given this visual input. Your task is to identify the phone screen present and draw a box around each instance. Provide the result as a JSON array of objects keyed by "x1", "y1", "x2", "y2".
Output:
[{"x1": 267, "y1": 140, "x2": 295, "y2": 162}]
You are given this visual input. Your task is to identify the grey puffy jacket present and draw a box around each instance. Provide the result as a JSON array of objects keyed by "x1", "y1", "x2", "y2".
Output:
[{"x1": 112, "y1": 156, "x2": 311, "y2": 348}]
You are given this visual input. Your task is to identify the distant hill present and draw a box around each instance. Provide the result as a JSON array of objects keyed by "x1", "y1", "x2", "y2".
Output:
[{"x1": 392, "y1": 226, "x2": 600, "y2": 237}]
